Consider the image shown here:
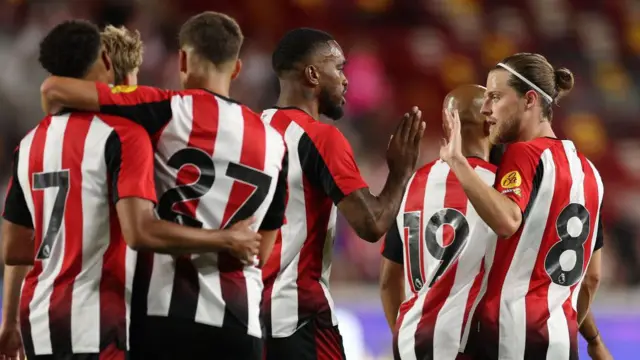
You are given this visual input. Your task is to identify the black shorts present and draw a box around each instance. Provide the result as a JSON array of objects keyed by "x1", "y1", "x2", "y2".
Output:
[
  {"x1": 264, "y1": 318, "x2": 346, "y2": 360},
  {"x1": 129, "y1": 316, "x2": 262, "y2": 360},
  {"x1": 26, "y1": 343, "x2": 127, "y2": 360}
]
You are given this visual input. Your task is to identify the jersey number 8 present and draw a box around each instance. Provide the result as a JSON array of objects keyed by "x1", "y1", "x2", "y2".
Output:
[
  {"x1": 404, "y1": 208, "x2": 469, "y2": 292},
  {"x1": 544, "y1": 203, "x2": 591, "y2": 286}
]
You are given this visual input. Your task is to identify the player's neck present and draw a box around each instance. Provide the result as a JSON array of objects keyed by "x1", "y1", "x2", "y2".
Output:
[
  {"x1": 461, "y1": 139, "x2": 490, "y2": 161},
  {"x1": 184, "y1": 73, "x2": 231, "y2": 98},
  {"x1": 276, "y1": 82, "x2": 320, "y2": 119},
  {"x1": 520, "y1": 120, "x2": 556, "y2": 142}
]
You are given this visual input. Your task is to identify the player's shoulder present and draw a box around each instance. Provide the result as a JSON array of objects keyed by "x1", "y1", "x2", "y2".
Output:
[
  {"x1": 93, "y1": 112, "x2": 148, "y2": 137},
  {"x1": 503, "y1": 138, "x2": 552, "y2": 161},
  {"x1": 415, "y1": 159, "x2": 441, "y2": 176}
]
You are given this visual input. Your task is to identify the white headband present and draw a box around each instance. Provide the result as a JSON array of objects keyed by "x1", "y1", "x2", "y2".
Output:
[{"x1": 497, "y1": 62, "x2": 553, "y2": 103}]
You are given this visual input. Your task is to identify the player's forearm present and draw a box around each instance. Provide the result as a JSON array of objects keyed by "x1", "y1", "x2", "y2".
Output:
[
  {"x1": 577, "y1": 276, "x2": 598, "y2": 326},
  {"x1": 40, "y1": 76, "x2": 100, "y2": 114},
  {"x1": 2, "y1": 265, "x2": 30, "y2": 325},
  {"x1": 134, "y1": 218, "x2": 232, "y2": 255},
  {"x1": 380, "y1": 281, "x2": 404, "y2": 330},
  {"x1": 579, "y1": 311, "x2": 602, "y2": 345},
  {"x1": 380, "y1": 259, "x2": 405, "y2": 330},
  {"x1": 340, "y1": 173, "x2": 410, "y2": 242},
  {"x1": 448, "y1": 157, "x2": 522, "y2": 238}
]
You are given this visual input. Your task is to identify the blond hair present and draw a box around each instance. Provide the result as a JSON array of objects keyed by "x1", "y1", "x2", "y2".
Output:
[{"x1": 101, "y1": 25, "x2": 143, "y2": 85}]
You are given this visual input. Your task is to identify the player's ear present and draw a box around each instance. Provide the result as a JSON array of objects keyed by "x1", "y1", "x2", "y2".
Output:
[
  {"x1": 231, "y1": 58, "x2": 242, "y2": 80},
  {"x1": 304, "y1": 65, "x2": 320, "y2": 86},
  {"x1": 524, "y1": 90, "x2": 537, "y2": 110},
  {"x1": 179, "y1": 49, "x2": 187, "y2": 74}
]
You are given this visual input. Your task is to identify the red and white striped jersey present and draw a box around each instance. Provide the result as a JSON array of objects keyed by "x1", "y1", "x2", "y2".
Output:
[
  {"x1": 260, "y1": 107, "x2": 368, "y2": 337},
  {"x1": 94, "y1": 83, "x2": 287, "y2": 338},
  {"x1": 2, "y1": 112, "x2": 157, "y2": 356},
  {"x1": 463, "y1": 138, "x2": 604, "y2": 360},
  {"x1": 382, "y1": 158, "x2": 497, "y2": 360}
]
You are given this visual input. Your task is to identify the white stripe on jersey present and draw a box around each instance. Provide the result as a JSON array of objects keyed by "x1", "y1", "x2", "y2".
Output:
[
  {"x1": 28, "y1": 114, "x2": 70, "y2": 355},
  {"x1": 17, "y1": 129, "x2": 36, "y2": 232},
  {"x1": 70, "y1": 117, "x2": 112, "y2": 352},
  {"x1": 497, "y1": 149, "x2": 556, "y2": 360},
  {"x1": 266, "y1": 120, "x2": 307, "y2": 337}
]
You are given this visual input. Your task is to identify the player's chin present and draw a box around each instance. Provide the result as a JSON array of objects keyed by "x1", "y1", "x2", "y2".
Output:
[{"x1": 322, "y1": 104, "x2": 345, "y2": 120}]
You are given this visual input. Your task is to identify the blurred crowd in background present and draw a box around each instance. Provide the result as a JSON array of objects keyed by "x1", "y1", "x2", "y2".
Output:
[{"x1": 1, "y1": 0, "x2": 639, "y2": 290}]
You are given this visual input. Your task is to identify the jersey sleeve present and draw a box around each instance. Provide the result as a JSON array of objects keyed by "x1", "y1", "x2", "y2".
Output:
[
  {"x1": 594, "y1": 213, "x2": 604, "y2": 251},
  {"x1": 2, "y1": 147, "x2": 33, "y2": 229},
  {"x1": 381, "y1": 219, "x2": 403, "y2": 264},
  {"x1": 260, "y1": 149, "x2": 289, "y2": 231},
  {"x1": 298, "y1": 125, "x2": 368, "y2": 205},
  {"x1": 494, "y1": 142, "x2": 541, "y2": 214},
  {"x1": 104, "y1": 122, "x2": 157, "y2": 204},
  {"x1": 96, "y1": 82, "x2": 174, "y2": 136}
]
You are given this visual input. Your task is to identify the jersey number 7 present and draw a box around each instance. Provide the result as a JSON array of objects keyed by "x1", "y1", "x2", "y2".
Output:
[
  {"x1": 156, "y1": 147, "x2": 272, "y2": 229},
  {"x1": 32, "y1": 170, "x2": 70, "y2": 260},
  {"x1": 403, "y1": 208, "x2": 469, "y2": 293}
]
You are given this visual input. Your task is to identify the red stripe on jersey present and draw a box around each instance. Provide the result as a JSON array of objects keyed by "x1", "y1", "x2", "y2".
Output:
[
  {"x1": 402, "y1": 166, "x2": 431, "y2": 294},
  {"x1": 19, "y1": 118, "x2": 50, "y2": 355},
  {"x1": 298, "y1": 174, "x2": 333, "y2": 323},
  {"x1": 261, "y1": 111, "x2": 292, "y2": 325},
  {"x1": 48, "y1": 115, "x2": 92, "y2": 351},
  {"x1": 100, "y1": 194, "x2": 127, "y2": 349},
  {"x1": 218, "y1": 107, "x2": 266, "y2": 328},
  {"x1": 414, "y1": 168, "x2": 469, "y2": 353},
  {"x1": 168, "y1": 95, "x2": 219, "y2": 320}
]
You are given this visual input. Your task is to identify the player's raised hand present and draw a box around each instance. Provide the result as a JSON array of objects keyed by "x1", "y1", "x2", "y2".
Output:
[
  {"x1": 226, "y1": 217, "x2": 262, "y2": 265},
  {"x1": 440, "y1": 108, "x2": 463, "y2": 164},
  {"x1": 0, "y1": 323, "x2": 25, "y2": 360},
  {"x1": 386, "y1": 106, "x2": 425, "y2": 179}
]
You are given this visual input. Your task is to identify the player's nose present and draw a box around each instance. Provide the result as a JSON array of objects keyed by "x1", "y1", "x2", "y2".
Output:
[{"x1": 480, "y1": 98, "x2": 492, "y2": 117}]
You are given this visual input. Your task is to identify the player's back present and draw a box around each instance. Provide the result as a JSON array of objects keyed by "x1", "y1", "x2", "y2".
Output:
[
  {"x1": 259, "y1": 107, "x2": 368, "y2": 337},
  {"x1": 471, "y1": 138, "x2": 604, "y2": 360},
  {"x1": 385, "y1": 158, "x2": 496, "y2": 360},
  {"x1": 12, "y1": 111, "x2": 153, "y2": 356},
  {"x1": 95, "y1": 85, "x2": 288, "y2": 338}
]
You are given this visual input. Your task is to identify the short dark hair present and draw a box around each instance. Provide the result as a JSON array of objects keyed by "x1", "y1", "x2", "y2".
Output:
[
  {"x1": 39, "y1": 20, "x2": 102, "y2": 78},
  {"x1": 179, "y1": 11, "x2": 243, "y2": 67},
  {"x1": 497, "y1": 52, "x2": 575, "y2": 119},
  {"x1": 272, "y1": 28, "x2": 334, "y2": 75}
]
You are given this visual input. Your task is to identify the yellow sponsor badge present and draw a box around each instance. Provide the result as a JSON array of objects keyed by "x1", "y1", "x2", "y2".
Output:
[
  {"x1": 111, "y1": 85, "x2": 138, "y2": 94},
  {"x1": 500, "y1": 170, "x2": 522, "y2": 189}
]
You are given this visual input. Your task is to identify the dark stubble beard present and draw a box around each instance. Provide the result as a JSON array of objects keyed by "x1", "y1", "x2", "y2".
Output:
[
  {"x1": 492, "y1": 114, "x2": 521, "y2": 144},
  {"x1": 318, "y1": 87, "x2": 344, "y2": 121}
]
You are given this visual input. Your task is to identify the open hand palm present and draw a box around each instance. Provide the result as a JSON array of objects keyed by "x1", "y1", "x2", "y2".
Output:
[{"x1": 439, "y1": 109, "x2": 463, "y2": 163}]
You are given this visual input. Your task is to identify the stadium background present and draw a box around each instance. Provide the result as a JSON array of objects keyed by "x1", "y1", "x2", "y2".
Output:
[{"x1": 0, "y1": 0, "x2": 639, "y2": 358}]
